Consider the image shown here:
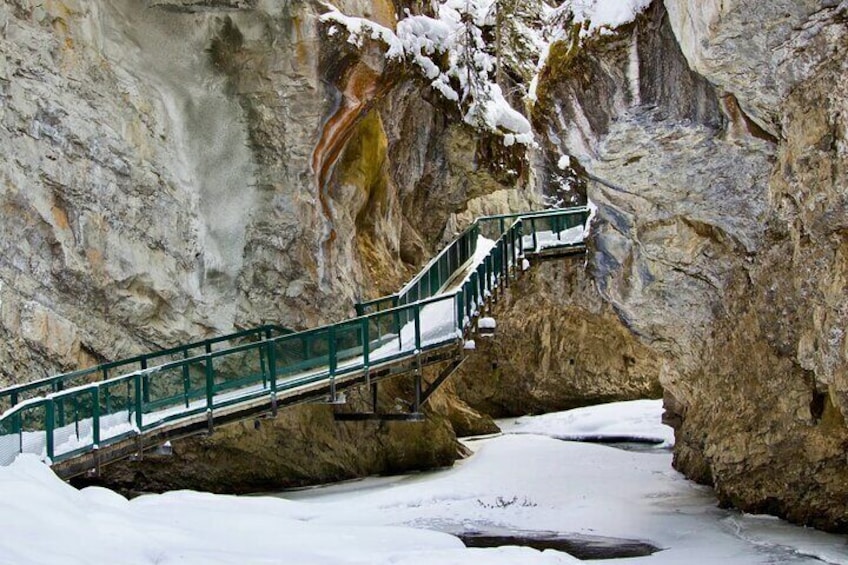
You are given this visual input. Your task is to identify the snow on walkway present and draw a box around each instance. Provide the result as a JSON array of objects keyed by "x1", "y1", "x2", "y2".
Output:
[{"x1": 1, "y1": 401, "x2": 846, "y2": 564}]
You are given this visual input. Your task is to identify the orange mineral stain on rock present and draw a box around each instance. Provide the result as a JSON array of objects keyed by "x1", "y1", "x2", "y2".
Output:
[
  {"x1": 311, "y1": 62, "x2": 386, "y2": 244},
  {"x1": 51, "y1": 204, "x2": 70, "y2": 231}
]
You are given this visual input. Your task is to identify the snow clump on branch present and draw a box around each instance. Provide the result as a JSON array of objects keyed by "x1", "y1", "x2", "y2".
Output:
[{"x1": 320, "y1": 0, "x2": 534, "y2": 145}]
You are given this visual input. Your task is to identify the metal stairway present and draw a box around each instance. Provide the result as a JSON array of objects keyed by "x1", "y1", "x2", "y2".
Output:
[{"x1": 0, "y1": 207, "x2": 590, "y2": 479}]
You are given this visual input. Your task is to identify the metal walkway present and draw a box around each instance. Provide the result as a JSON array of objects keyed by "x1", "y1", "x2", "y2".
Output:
[{"x1": 0, "y1": 207, "x2": 590, "y2": 479}]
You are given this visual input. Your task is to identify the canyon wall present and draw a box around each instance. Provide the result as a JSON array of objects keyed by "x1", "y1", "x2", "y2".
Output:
[
  {"x1": 453, "y1": 258, "x2": 663, "y2": 418},
  {"x1": 532, "y1": 0, "x2": 848, "y2": 530}
]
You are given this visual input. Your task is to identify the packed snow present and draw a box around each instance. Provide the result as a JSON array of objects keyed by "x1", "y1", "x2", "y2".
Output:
[
  {"x1": 557, "y1": 0, "x2": 653, "y2": 38},
  {"x1": 478, "y1": 317, "x2": 497, "y2": 330},
  {"x1": 529, "y1": 0, "x2": 652, "y2": 102},
  {"x1": 1, "y1": 400, "x2": 847, "y2": 564},
  {"x1": 500, "y1": 398, "x2": 675, "y2": 447}
]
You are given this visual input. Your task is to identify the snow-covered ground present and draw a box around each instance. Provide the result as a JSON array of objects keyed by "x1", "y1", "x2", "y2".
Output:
[
  {"x1": 1, "y1": 401, "x2": 846, "y2": 564},
  {"x1": 500, "y1": 398, "x2": 675, "y2": 446}
]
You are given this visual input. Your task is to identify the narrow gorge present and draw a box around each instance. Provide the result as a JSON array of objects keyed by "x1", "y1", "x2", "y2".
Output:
[{"x1": 0, "y1": 0, "x2": 846, "y2": 533}]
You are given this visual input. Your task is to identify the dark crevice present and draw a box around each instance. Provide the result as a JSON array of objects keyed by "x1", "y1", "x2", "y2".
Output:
[
  {"x1": 456, "y1": 529, "x2": 662, "y2": 560},
  {"x1": 810, "y1": 389, "x2": 827, "y2": 424}
]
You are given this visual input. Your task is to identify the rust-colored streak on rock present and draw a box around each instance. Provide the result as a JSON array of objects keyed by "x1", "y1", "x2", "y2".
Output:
[{"x1": 311, "y1": 62, "x2": 384, "y2": 243}]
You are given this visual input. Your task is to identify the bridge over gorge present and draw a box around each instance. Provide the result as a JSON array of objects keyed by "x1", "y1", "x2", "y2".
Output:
[{"x1": 0, "y1": 208, "x2": 591, "y2": 479}]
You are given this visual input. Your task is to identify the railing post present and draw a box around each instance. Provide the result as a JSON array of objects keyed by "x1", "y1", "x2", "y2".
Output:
[
  {"x1": 45, "y1": 399, "x2": 55, "y2": 461},
  {"x1": 328, "y1": 325, "x2": 337, "y2": 400},
  {"x1": 515, "y1": 225, "x2": 521, "y2": 275},
  {"x1": 488, "y1": 254, "x2": 494, "y2": 297},
  {"x1": 55, "y1": 380, "x2": 65, "y2": 428},
  {"x1": 259, "y1": 342, "x2": 268, "y2": 389},
  {"x1": 328, "y1": 325, "x2": 337, "y2": 375},
  {"x1": 140, "y1": 358, "x2": 150, "y2": 405},
  {"x1": 501, "y1": 235, "x2": 508, "y2": 284},
  {"x1": 134, "y1": 373, "x2": 143, "y2": 431},
  {"x1": 393, "y1": 297, "x2": 401, "y2": 349},
  {"x1": 205, "y1": 354, "x2": 214, "y2": 412},
  {"x1": 92, "y1": 388, "x2": 100, "y2": 447},
  {"x1": 413, "y1": 302, "x2": 422, "y2": 352},
  {"x1": 142, "y1": 374, "x2": 150, "y2": 405},
  {"x1": 361, "y1": 317, "x2": 370, "y2": 368},
  {"x1": 268, "y1": 340, "x2": 277, "y2": 394},
  {"x1": 470, "y1": 273, "x2": 478, "y2": 314},
  {"x1": 517, "y1": 220, "x2": 524, "y2": 257},
  {"x1": 104, "y1": 385, "x2": 112, "y2": 416},
  {"x1": 182, "y1": 353, "x2": 191, "y2": 408},
  {"x1": 73, "y1": 395, "x2": 80, "y2": 440},
  {"x1": 531, "y1": 217, "x2": 538, "y2": 252}
]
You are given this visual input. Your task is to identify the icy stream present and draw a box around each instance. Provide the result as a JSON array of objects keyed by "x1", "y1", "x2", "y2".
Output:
[
  {"x1": 1, "y1": 401, "x2": 846, "y2": 564},
  {"x1": 271, "y1": 400, "x2": 848, "y2": 564}
]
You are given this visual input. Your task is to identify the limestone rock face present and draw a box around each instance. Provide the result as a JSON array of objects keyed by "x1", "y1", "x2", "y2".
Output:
[
  {"x1": 664, "y1": 0, "x2": 841, "y2": 136},
  {"x1": 533, "y1": 0, "x2": 848, "y2": 530},
  {"x1": 1, "y1": 0, "x2": 339, "y2": 380},
  {"x1": 0, "y1": 0, "x2": 523, "y2": 490},
  {"x1": 453, "y1": 258, "x2": 663, "y2": 418}
]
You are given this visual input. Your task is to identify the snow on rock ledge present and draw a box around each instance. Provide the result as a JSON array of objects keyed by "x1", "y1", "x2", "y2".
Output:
[{"x1": 320, "y1": 1, "x2": 535, "y2": 145}]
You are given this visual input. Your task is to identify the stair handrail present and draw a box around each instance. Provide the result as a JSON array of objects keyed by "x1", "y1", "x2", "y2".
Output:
[
  {"x1": 0, "y1": 324, "x2": 292, "y2": 414},
  {"x1": 356, "y1": 206, "x2": 590, "y2": 316}
]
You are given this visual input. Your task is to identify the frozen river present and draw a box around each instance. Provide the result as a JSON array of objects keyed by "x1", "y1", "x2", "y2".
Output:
[{"x1": 0, "y1": 400, "x2": 846, "y2": 564}]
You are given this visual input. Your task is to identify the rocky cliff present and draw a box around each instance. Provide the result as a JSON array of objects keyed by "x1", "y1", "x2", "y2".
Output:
[
  {"x1": 454, "y1": 257, "x2": 663, "y2": 418},
  {"x1": 532, "y1": 0, "x2": 848, "y2": 531}
]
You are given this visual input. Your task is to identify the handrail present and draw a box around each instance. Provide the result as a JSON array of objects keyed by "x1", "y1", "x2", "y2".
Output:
[
  {"x1": 0, "y1": 207, "x2": 590, "y2": 468},
  {"x1": 356, "y1": 206, "x2": 590, "y2": 316},
  {"x1": 0, "y1": 324, "x2": 292, "y2": 414}
]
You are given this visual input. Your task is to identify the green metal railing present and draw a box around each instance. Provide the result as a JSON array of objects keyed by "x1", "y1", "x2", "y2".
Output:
[
  {"x1": 356, "y1": 207, "x2": 590, "y2": 317},
  {"x1": 0, "y1": 325, "x2": 291, "y2": 421},
  {"x1": 0, "y1": 207, "x2": 590, "y2": 468}
]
